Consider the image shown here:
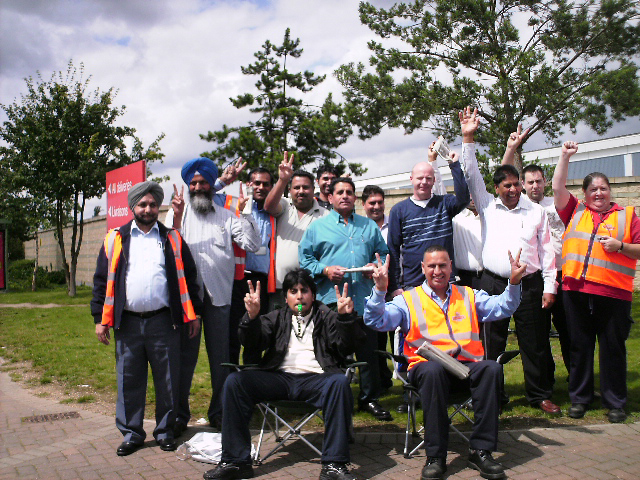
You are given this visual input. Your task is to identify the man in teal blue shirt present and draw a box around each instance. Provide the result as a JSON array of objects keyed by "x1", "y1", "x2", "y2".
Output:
[{"x1": 299, "y1": 177, "x2": 391, "y2": 421}]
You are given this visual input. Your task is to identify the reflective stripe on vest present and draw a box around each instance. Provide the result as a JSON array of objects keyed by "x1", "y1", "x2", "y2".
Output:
[
  {"x1": 562, "y1": 203, "x2": 637, "y2": 292},
  {"x1": 402, "y1": 285, "x2": 484, "y2": 371},
  {"x1": 223, "y1": 194, "x2": 277, "y2": 293},
  {"x1": 100, "y1": 228, "x2": 197, "y2": 327},
  {"x1": 223, "y1": 195, "x2": 246, "y2": 280}
]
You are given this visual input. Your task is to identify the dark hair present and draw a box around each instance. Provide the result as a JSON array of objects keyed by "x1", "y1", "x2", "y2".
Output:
[
  {"x1": 424, "y1": 244, "x2": 448, "y2": 255},
  {"x1": 362, "y1": 185, "x2": 385, "y2": 202},
  {"x1": 248, "y1": 167, "x2": 274, "y2": 185},
  {"x1": 582, "y1": 172, "x2": 610, "y2": 191},
  {"x1": 493, "y1": 165, "x2": 520, "y2": 186},
  {"x1": 291, "y1": 170, "x2": 315, "y2": 185},
  {"x1": 329, "y1": 177, "x2": 356, "y2": 195},
  {"x1": 316, "y1": 165, "x2": 337, "y2": 180},
  {"x1": 522, "y1": 164, "x2": 545, "y2": 179},
  {"x1": 282, "y1": 268, "x2": 317, "y2": 298}
]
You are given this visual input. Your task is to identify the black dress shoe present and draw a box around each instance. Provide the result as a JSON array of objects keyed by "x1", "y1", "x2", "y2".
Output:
[
  {"x1": 116, "y1": 441, "x2": 142, "y2": 456},
  {"x1": 319, "y1": 462, "x2": 356, "y2": 480},
  {"x1": 203, "y1": 462, "x2": 254, "y2": 479},
  {"x1": 173, "y1": 422, "x2": 188, "y2": 438},
  {"x1": 568, "y1": 403, "x2": 587, "y2": 419},
  {"x1": 359, "y1": 400, "x2": 392, "y2": 421},
  {"x1": 396, "y1": 402, "x2": 409, "y2": 413},
  {"x1": 209, "y1": 416, "x2": 222, "y2": 432},
  {"x1": 467, "y1": 449, "x2": 506, "y2": 480},
  {"x1": 421, "y1": 457, "x2": 446, "y2": 480},
  {"x1": 157, "y1": 438, "x2": 177, "y2": 451},
  {"x1": 608, "y1": 408, "x2": 627, "y2": 423}
]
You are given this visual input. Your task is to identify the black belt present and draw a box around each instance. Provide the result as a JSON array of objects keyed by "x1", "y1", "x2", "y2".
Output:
[
  {"x1": 458, "y1": 269, "x2": 483, "y2": 279},
  {"x1": 123, "y1": 307, "x2": 170, "y2": 319},
  {"x1": 484, "y1": 269, "x2": 541, "y2": 283}
]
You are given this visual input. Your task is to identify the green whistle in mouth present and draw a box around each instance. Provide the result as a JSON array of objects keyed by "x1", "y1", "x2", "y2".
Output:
[{"x1": 297, "y1": 304, "x2": 302, "y2": 313}]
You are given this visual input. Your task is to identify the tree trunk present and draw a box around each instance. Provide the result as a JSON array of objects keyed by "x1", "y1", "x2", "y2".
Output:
[
  {"x1": 31, "y1": 232, "x2": 39, "y2": 291},
  {"x1": 68, "y1": 262, "x2": 76, "y2": 297}
]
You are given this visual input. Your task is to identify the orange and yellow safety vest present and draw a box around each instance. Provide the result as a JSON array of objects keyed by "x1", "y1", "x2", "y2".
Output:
[
  {"x1": 100, "y1": 228, "x2": 197, "y2": 327},
  {"x1": 562, "y1": 203, "x2": 637, "y2": 293},
  {"x1": 402, "y1": 284, "x2": 484, "y2": 371}
]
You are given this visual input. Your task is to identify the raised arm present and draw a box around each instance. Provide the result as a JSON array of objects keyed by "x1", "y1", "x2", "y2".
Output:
[
  {"x1": 501, "y1": 124, "x2": 530, "y2": 166},
  {"x1": 552, "y1": 141, "x2": 578, "y2": 211},
  {"x1": 459, "y1": 107, "x2": 493, "y2": 213},
  {"x1": 264, "y1": 152, "x2": 294, "y2": 216},
  {"x1": 428, "y1": 141, "x2": 447, "y2": 196}
]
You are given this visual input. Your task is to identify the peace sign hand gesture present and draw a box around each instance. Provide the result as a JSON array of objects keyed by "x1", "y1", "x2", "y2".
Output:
[
  {"x1": 244, "y1": 280, "x2": 261, "y2": 319},
  {"x1": 335, "y1": 283, "x2": 354, "y2": 314},
  {"x1": 171, "y1": 184, "x2": 185, "y2": 217},
  {"x1": 508, "y1": 249, "x2": 528, "y2": 285},
  {"x1": 372, "y1": 253, "x2": 390, "y2": 292},
  {"x1": 279, "y1": 151, "x2": 295, "y2": 182},
  {"x1": 220, "y1": 158, "x2": 247, "y2": 185},
  {"x1": 506, "y1": 124, "x2": 530, "y2": 151},
  {"x1": 237, "y1": 182, "x2": 249, "y2": 213}
]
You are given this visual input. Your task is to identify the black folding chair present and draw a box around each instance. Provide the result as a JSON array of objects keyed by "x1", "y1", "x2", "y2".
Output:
[{"x1": 376, "y1": 349, "x2": 520, "y2": 458}]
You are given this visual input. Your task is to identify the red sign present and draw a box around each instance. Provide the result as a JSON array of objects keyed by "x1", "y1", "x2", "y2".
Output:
[
  {"x1": 0, "y1": 230, "x2": 5, "y2": 290},
  {"x1": 106, "y1": 160, "x2": 146, "y2": 230}
]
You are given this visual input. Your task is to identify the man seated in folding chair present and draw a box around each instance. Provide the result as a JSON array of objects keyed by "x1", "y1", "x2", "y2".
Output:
[
  {"x1": 363, "y1": 246, "x2": 526, "y2": 480},
  {"x1": 204, "y1": 268, "x2": 363, "y2": 480}
]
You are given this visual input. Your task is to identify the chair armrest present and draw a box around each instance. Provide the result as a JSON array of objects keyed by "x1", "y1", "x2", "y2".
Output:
[
  {"x1": 220, "y1": 363, "x2": 260, "y2": 371},
  {"x1": 374, "y1": 349, "x2": 409, "y2": 365}
]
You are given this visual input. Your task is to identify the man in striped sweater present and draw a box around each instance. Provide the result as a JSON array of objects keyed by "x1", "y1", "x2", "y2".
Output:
[{"x1": 387, "y1": 146, "x2": 470, "y2": 297}]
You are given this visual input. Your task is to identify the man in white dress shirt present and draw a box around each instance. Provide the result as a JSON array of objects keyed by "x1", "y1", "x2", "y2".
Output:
[
  {"x1": 459, "y1": 107, "x2": 560, "y2": 414},
  {"x1": 502, "y1": 135, "x2": 570, "y2": 373},
  {"x1": 167, "y1": 157, "x2": 261, "y2": 432}
]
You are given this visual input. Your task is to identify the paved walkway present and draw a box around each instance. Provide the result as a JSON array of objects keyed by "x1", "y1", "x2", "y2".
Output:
[{"x1": 1, "y1": 368, "x2": 640, "y2": 480}]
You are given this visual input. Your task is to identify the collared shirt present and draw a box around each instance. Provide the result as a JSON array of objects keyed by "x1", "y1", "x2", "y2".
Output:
[
  {"x1": 299, "y1": 209, "x2": 389, "y2": 314},
  {"x1": 274, "y1": 197, "x2": 328, "y2": 289},
  {"x1": 363, "y1": 281, "x2": 522, "y2": 334},
  {"x1": 165, "y1": 202, "x2": 261, "y2": 306},
  {"x1": 461, "y1": 143, "x2": 556, "y2": 294},
  {"x1": 538, "y1": 196, "x2": 565, "y2": 269},
  {"x1": 245, "y1": 201, "x2": 272, "y2": 274},
  {"x1": 280, "y1": 308, "x2": 323, "y2": 374},
  {"x1": 125, "y1": 222, "x2": 170, "y2": 312},
  {"x1": 379, "y1": 214, "x2": 389, "y2": 244},
  {"x1": 452, "y1": 208, "x2": 483, "y2": 272}
]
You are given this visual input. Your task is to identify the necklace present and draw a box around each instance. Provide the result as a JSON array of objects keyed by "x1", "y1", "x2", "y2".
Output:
[{"x1": 294, "y1": 305, "x2": 311, "y2": 340}]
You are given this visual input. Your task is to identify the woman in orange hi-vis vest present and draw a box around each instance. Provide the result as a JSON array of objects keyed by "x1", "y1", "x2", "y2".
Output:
[{"x1": 553, "y1": 141, "x2": 640, "y2": 424}]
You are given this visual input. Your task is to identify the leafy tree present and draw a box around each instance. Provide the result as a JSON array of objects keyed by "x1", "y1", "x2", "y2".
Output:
[
  {"x1": 0, "y1": 61, "x2": 165, "y2": 296},
  {"x1": 336, "y1": 0, "x2": 640, "y2": 171},
  {"x1": 200, "y1": 28, "x2": 363, "y2": 177}
]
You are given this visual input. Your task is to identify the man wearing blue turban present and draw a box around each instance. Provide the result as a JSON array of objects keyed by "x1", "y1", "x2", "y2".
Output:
[{"x1": 166, "y1": 157, "x2": 261, "y2": 435}]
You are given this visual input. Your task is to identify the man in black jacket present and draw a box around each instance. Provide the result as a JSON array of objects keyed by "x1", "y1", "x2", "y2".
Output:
[
  {"x1": 204, "y1": 268, "x2": 362, "y2": 480},
  {"x1": 91, "y1": 181, "x2": 202, "y2": 456}
]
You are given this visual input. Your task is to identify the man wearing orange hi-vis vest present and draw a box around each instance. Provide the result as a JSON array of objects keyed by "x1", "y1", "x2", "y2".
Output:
[
  {"x1": 363, "y1": 246, "x2": 527, "y2": 480},
  {"x1": 167, "y1": 157, "x2": 261, "y2": 434},
  {"x1": 91, "y1": 181, "x2": 202, "y2": 457}
]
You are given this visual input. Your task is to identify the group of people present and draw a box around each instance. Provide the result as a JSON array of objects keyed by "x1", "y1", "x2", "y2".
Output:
[{"x1": 90, "y1": 106, "x2": 639, "y2": 480}]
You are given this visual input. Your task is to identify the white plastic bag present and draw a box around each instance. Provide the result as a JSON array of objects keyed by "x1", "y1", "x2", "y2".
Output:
[
  {"x1": 176, "y1": 432, "x2": 256, "y2": 464},
  {"x1": 176, "y1": 432, "x2": 222, "y2": 464}
]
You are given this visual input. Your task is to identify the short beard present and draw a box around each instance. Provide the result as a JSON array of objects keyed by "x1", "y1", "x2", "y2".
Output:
[
  {"x1": 189, "y1": 190, "x2": 213, "y2": 214},
  {"x1": 133, "y1": 212, "x2": 158, "y2": 227}
]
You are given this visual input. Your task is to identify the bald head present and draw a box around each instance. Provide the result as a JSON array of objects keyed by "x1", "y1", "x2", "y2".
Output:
[{"x1": 410, "y1": 162, "x2": 436, "y2": 200}]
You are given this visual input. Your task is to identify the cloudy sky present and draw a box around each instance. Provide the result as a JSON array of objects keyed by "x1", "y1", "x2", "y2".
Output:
[{"x1": 1, "y1": 0, "x2": 639, "y2": 213}]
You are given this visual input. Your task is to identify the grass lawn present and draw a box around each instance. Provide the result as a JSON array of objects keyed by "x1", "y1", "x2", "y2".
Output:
[{"x1": 1, "y1": 286, "x2": 638, "y2": 430}]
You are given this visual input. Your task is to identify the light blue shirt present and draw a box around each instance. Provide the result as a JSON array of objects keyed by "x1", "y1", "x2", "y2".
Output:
[
  {"x1": 363, "y1": 281, "x2": 522, "y2": 334},
  {"x1": 245, "y1": 201, "x2": 272, "y2": 274},
  {"x1": 298, "y1": 210, "x2": 389, "y2": 314},
  {"x1": 124, "y1": 222, "x2": 170, "y2": 312}
]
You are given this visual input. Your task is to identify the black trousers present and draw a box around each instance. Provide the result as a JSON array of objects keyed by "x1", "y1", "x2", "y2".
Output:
[
  {"x1": 409, "y1": 360, "x2": 501, "y2": 458},
  {"x1": 563, "y1": 290, "x2": 632, "y2": 409},
  {"x1": 229, "y1": 272, "x2": 269, "y2": 364},
  {"x1": 479, "y1": 270, "x2": 554, "y2": 405},
  {"x1": 543, "y1": 271, "x2": 571, "y2": 373},
  {"x1": 327, "y1": 303, "x2": 383, "y2": 403},
  {"x1": 221, "y1": 370, "x2": 353, "y2": 464},
  {"x1": 457, "y1": 269, "x2": 483, "y2": 290}
]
